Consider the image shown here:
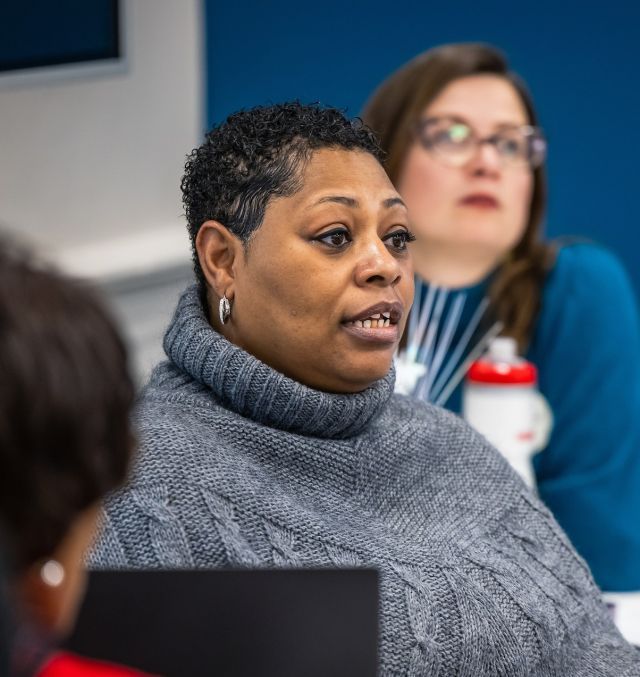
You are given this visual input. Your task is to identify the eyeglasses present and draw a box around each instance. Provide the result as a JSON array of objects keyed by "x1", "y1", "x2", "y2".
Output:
[{"x1": 414, "y1": 116, "x2": 547, "y2": 169}]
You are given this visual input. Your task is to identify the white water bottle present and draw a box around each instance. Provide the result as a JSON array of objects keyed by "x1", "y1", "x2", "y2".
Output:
[{"x1": 462, "y1": 337, "x2": 552, "y2": 488}]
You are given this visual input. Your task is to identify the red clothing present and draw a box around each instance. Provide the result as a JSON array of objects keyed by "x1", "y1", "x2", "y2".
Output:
[{"x1": 38, "y1": 651, "x2": 155, "y2": 677}]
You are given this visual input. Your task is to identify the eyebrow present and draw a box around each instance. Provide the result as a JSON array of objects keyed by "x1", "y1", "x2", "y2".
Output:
[
  {"x1": 383, "y1": 197, "x2": 406, "y2": 210},
  {"x1": 427, "y1": 114, "x2": 528, "y2": 130},
  {"x1": 314, "y1": 195, "x2": 406, "y2": 210}
]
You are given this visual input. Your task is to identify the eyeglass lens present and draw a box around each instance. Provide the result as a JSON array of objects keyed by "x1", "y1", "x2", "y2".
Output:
[{"x1": 417, "y1": 117, "x2": 546, "y2": 168}]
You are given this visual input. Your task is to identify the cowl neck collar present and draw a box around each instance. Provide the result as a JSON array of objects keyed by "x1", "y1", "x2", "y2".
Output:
[{"x1": 163, "y1": 285, "x2": 395, "y2": 439}]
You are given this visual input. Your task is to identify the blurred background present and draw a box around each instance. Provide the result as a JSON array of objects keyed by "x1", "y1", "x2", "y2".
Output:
[{"x1": 1, "y1": 0, "x2": 638, "y2": 380}]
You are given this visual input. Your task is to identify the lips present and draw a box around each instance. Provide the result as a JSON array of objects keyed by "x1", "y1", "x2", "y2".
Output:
[
  {"x1": 341, "y1": 301, "x2": 403, "y2": 345},
  {"x1": 343, "y1": 301, "x2": 403, "y2": 325},
  {"x1": 459, "y1": 193, "x2": 500, "y2": 208}
]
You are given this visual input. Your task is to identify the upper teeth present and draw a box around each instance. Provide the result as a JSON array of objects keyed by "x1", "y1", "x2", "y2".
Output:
[
  {"x1": 345, "y1": 310, "x2": 394, "y2": 329},
  {"x1": 349, "y1": 316, "x2": 391, "y2": 329}
]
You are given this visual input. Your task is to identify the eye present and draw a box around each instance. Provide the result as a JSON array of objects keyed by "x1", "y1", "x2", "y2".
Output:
[
  {"x1": 448, "y1": 122, "x2": 471, "y2": 144},
  {"x1": 383, "y1": 229, "x2": 416, "y2": 252},
  {"x1": 494, "y1": 132, "x2": 526, "y2": 160},
  {"x1": 315, "y1": 227, "x2": 352, "y2": 249},
  {"x1": 428, "y1": 121, "x2": 472, "y2": 149},
  {"x1": 499, "y1": 138, "x2": 522, "y2": 157}
]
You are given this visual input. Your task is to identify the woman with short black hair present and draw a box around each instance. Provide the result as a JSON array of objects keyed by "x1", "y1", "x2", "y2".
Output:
[{"x1": 94, "y1": 102, "x2": 640, "y2": 674}]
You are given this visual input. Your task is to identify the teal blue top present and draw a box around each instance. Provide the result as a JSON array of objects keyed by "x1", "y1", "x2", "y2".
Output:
[{"x1": 418, "y1": 242, "x2": 640, "y2": 592}]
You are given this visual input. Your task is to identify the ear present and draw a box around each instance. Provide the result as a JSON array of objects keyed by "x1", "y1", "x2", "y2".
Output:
[
  {"x1": 19, "y1": 505, "x2": 100, "y2": 636},
  {"x1": 20, "y1": 561, "x2": 64, "y2": 633},
  {"x1": 195, "y1": 221, "x2": 243, "y2": 301}
]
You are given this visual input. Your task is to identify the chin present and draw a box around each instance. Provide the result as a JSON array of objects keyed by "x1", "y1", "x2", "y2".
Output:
[
  {"x1": 292, "y1": 349, "x2": 395, "y2": 394},
  {"x1": 336, "y1": 360, "x2": 393, "y2": 393},
  {"x1": 452, "y1": 220, "x2": 523, "y2": 249}
]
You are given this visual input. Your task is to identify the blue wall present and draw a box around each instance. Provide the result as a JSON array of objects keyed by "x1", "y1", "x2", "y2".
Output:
[{"x1": 205, "y1": 0, "x2": 640, "y2": 297}]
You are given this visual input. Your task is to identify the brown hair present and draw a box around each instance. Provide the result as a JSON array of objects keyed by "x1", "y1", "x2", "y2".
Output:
[
  {"x1": 0, "y1": 241, "x2": 135, "y2": 572},
  {"x1": 363, "y1": 43, "x2": 555, "y2": 351}
]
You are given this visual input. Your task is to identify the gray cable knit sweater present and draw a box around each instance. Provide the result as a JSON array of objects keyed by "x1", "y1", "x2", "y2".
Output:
[{"x1": 92, "y1": 285, "x2": 640, "y2": 675}]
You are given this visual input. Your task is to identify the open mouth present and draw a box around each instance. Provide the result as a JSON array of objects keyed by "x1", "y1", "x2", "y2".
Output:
[
  {"x1": 341, "y1": 302, "x2": 402, "y2": 344},
  {"x1": 344, "y1": 312, "x2": 392, "y2": 329}
]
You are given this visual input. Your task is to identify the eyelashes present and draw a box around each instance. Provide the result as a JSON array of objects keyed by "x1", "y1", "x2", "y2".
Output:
[
  {"x1": 383, "y1": 230, "x2": 417, "y2": 251},
  {"x1": 316, "y1": 227, "x2": 352, "y2": 248},
  {"x1": 314, "y1": 227, "x2": 416, "y2": 252}
]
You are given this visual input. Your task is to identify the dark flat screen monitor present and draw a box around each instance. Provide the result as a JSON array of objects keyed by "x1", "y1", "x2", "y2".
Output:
[{"x1": 0, "y1": 0, "x2": 121, "y2": 76}]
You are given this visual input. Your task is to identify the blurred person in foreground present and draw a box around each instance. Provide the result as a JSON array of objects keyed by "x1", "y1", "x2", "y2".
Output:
[
  {"x1": 0, "y1": 242, "x2": 148, "y2": 676},
  {"x1": 91, "y1": 102, "x2": 640, "y2": 674},
  {"x1": 363, "y1": 43, "x2": 640, "y2": 629}
]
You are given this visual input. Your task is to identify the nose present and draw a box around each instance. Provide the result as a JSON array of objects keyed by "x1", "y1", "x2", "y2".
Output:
[
  {"x1": 353, "y1": 237, "x2": 403, "y2": 288},
  {"x1": 467, "y1": 140, "x2": 501, "y2": 177}
]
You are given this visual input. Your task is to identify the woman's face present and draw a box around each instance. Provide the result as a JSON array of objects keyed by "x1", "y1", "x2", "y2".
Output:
[
  {"x1": 229, "y1": 148, "x2": 414, "y2": 393},
  {"x1": 397, "y1": 75, "x2": 534, "y2": 259}
]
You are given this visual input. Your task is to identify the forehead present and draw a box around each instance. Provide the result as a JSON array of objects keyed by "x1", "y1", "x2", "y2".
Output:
[
  {"x1": 301, "y1": 147, "x2": 392, "y2": 194},
  {"x1": 425, "y1": 74, "x2": 530, "y2": 128},
  {"x1": 270, "y1": 148, "x2": 399, "y2": 214}
]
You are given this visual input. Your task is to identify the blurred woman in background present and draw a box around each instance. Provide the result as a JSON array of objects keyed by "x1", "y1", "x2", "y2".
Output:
[
  {"x1": 0, "y1": 242, "x2": 145, "y2": 676},
  {"x1": 363, "y1": 43, "x2": 640, "y2": 616}
]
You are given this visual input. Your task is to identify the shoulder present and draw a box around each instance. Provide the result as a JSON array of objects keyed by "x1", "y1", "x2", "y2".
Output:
[
  {"x1": 136, "y1": 362, "x2": 222, "y2": 432},
  {"x1": 375, "y1": 394, "x2": 526, "y2": 499},
  {"x1": 382, "y1": 392, "x2": 477, "y2": 441},
  {"x1": 139, "y1": 360, "x2": 210, "y2": 408},
  {"x1": 546, "y1": 240, "x2": 634, "y2": 300},
  {"x1": 539, "y1": 241, "x2": 638, "y2": 337},
  {"x1": 126, "y1": 363, "x2": 233, "y2": 487}
]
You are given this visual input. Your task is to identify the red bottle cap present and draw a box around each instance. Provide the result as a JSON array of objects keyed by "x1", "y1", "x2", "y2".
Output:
[{"x1": 467, "y1": 358, "x2": 537, "y2": 385}]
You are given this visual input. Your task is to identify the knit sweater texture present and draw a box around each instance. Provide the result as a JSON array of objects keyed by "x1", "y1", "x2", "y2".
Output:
[
  {"x1": 414, "y1": 242, "x2": 640, "y2": 591},
  {"x1": 92, "y1": 285, "x2": 640, "y2": 676}
]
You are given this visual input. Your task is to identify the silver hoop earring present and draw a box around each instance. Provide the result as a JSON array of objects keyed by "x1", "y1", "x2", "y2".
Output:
[{"x1": 219, "y1": 294, "x2": 232, "y2": 325}]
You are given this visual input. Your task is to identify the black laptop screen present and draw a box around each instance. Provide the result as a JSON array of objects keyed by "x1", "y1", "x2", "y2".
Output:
[{"x1": 66, "y1": 568, "x2": 379, "y2": 677}]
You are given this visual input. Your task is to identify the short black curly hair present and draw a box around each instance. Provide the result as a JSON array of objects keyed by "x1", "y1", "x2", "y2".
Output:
[{"x1": 181, "y1": 101, "x2": 384, "y2": 291}]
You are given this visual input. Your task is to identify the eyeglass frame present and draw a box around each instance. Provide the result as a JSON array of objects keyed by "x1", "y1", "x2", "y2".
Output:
[{"x1": 413, "y1": 116, "x2": 547, "y2": 170}]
